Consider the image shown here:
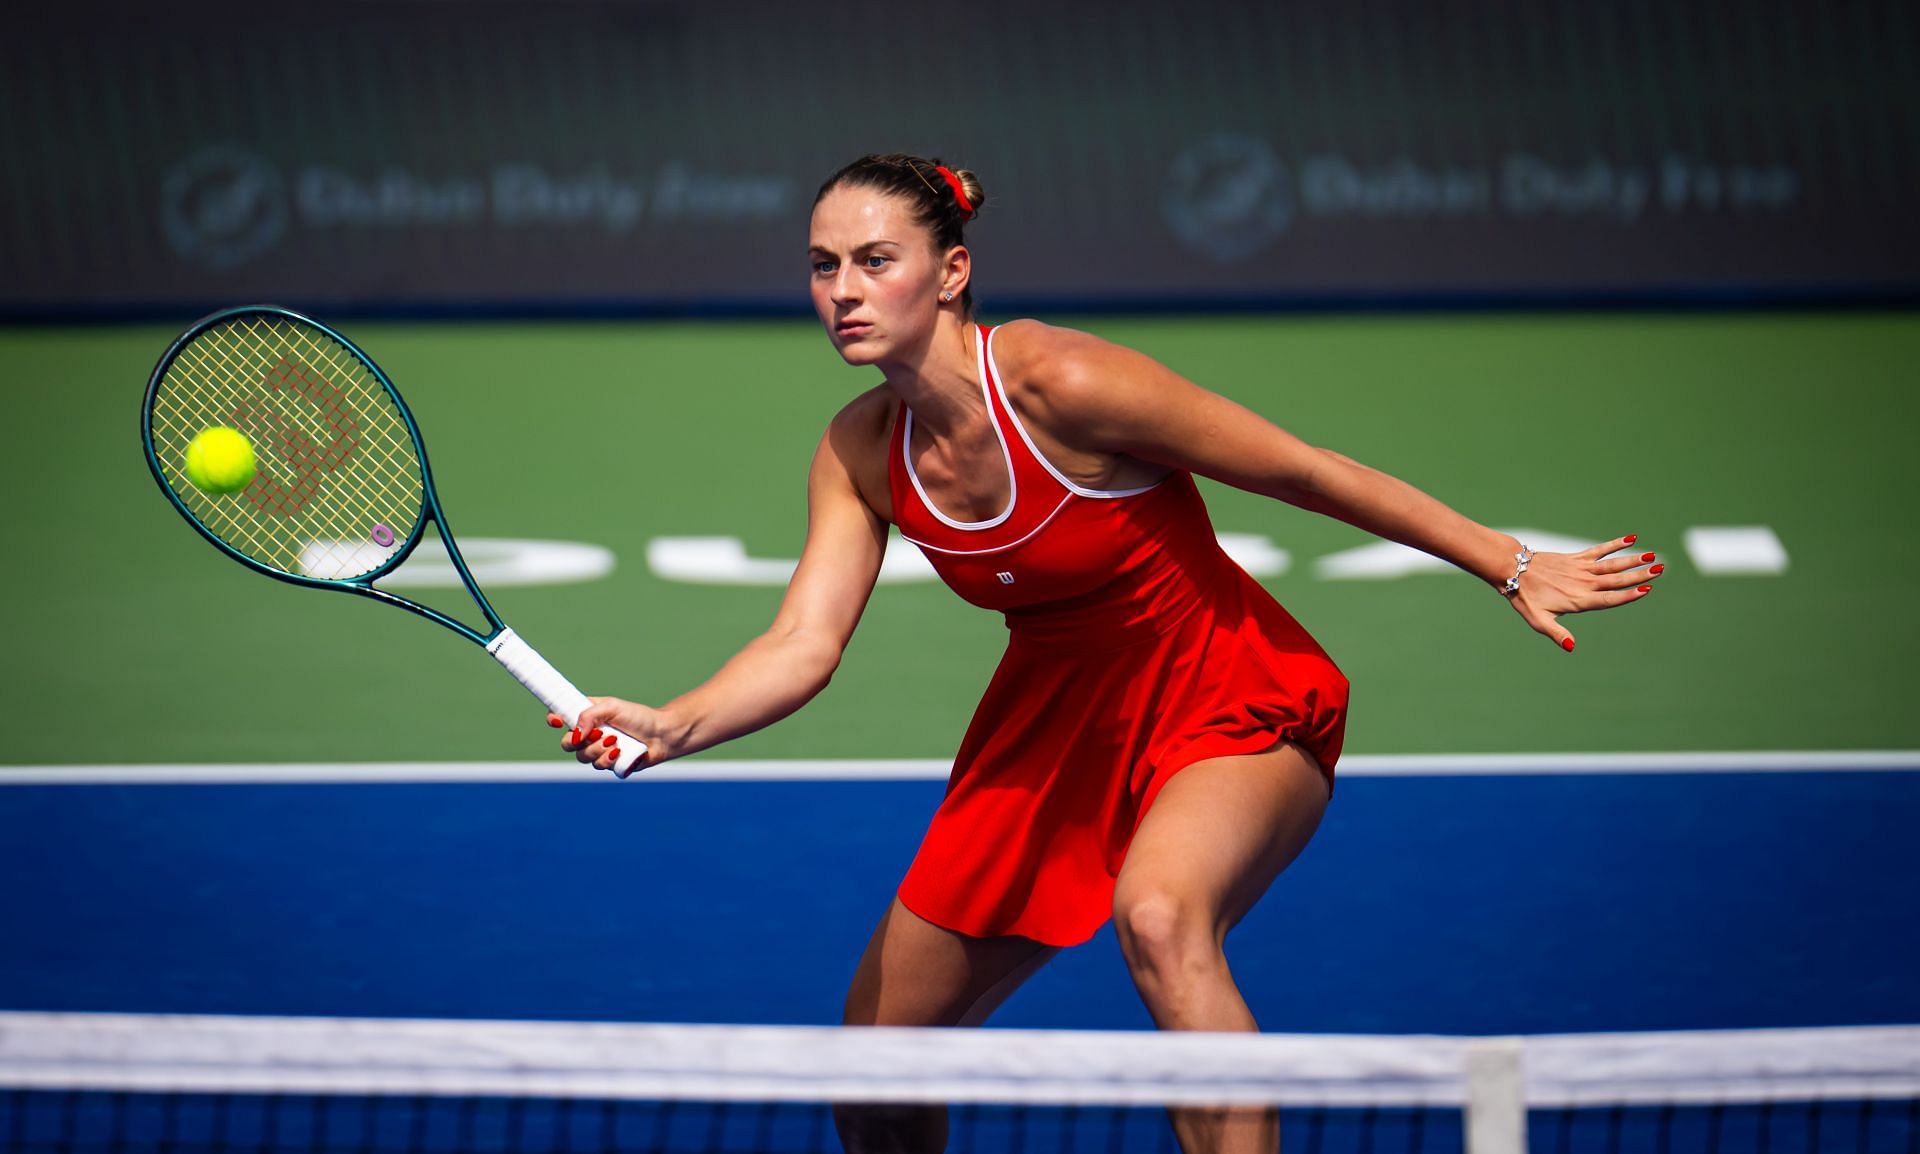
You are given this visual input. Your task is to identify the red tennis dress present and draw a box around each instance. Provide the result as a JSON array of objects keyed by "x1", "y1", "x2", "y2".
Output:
[{"x1": 891, "y1": 324, "x2": 1350, "y2": 948}]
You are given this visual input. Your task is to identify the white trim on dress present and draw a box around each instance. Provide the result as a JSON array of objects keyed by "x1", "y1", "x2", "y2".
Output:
[
  {"x1": 901, "y1": 490, "x2": 1077, "y2": 557},
  {"x1": 984, "y1": 325, "x2": 1167, "y2": 500},
  {"x1": 900, "y1": 328, "x2": 1019, "y2": 531}
]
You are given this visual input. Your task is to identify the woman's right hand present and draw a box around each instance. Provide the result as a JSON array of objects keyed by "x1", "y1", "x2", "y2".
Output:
[
  {"x1": 548, "y1": 696, "x2": 677, "y2": 774},
  {"x1": 537, "y1": 403, "x2": 888, "y2": 778}
]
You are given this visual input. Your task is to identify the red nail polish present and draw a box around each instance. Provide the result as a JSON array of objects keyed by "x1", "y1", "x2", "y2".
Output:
[
  {"x1": 1650, "y1": 564, "x2": 1664, "y2": 575},
  {"x1": 1638, "y1": 585, "x2": 1651, "y2": 593},
  {"x1": 587, "y1": 729, "x2": 604, "y2": 744},
  {"x1": 1624, "y1": 535, "x2": 1638, "y2": 545},
  {"x1": 547, "y1": 716, "x2": 564, "y2": 728},
  {"x1": 1640, "y1": 552, "x2": 1656, "y2": 562},
  {"x1": 1561, "y1": 637, "x2": 1576, "y2": 652},
  {"x1": 569, "y1": 729, "x2": 582, "y2": 745}
]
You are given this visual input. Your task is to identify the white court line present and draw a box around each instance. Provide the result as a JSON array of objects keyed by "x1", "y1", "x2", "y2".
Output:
[{"x1": 1, "y1": 752, "x2": 1917, "y2": 785}]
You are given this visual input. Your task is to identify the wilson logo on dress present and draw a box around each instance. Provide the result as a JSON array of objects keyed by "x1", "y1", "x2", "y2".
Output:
[{"x1": 997, "y1": 571, "x2": 1016, "y2": 584}]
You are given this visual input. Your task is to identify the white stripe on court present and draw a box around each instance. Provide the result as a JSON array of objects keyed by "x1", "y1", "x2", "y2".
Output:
[{"x1": 1, "y1": 751, "x2": 1917, "y2": 785}]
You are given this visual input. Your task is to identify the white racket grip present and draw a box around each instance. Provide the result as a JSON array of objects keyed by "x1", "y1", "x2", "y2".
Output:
[{"x1": 485, "y1": 627, "x2": 647, "y2": 778}]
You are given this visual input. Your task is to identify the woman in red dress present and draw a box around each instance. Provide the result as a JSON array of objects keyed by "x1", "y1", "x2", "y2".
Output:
[{"x1": 557, "y1": 154, "x2": 1658, "y2": 1153}]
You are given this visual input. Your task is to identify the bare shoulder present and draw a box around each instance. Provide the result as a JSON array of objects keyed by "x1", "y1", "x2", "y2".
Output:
[
  {"x1": 817, "y1": 384, "x2": 896, "y2": 517},
  {"x1": 989, "y1": 319, "x2": 1113, "y2": 391},
  {"x1": 824, "y1": 383, "x2": 896, "y2": 448},
  {"x1": 989, "y1": 319, "x2": 1165, "y2": 429}
]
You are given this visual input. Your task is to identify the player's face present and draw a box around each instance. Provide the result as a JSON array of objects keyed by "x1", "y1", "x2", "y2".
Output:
[{"x1": 808, "y1": 187, "x2": 945, "y2": 366}]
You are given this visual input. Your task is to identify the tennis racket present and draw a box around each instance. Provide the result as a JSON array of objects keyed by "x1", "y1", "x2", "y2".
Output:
[{"x1": 141, "y1": 304, "x2": 645, "y2": 777}]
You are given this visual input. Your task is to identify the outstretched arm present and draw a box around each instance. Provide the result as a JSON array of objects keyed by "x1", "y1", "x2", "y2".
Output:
[
  {"x1": 564, "y1": 407, "x2": 889, "y2": 771},
  {"x1": 1003, "y1": 322, "x2": 1657, "y2": 651}
]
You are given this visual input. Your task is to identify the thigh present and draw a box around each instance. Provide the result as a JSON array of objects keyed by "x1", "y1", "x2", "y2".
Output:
[
  {"x1": 1117, "y1": 741, "x2": 1331, "y2": 937},
  {"x1": 843, "y1": 897, "x2": 1058, "y2": 1028}
]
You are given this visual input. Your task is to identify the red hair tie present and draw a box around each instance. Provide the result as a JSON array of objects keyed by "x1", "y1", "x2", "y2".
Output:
[{"x1": 934, "y1": 165, "x2": 976, "y2": 220}]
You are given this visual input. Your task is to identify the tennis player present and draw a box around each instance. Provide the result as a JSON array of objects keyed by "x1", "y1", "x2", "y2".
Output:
[{"x1": 557, "y1": 154, "x2": 1658, "y2": 1153}]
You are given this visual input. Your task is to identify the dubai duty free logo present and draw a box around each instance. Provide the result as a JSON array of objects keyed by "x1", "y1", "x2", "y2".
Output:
[
  {"x1": 1163, "y1": 135, "x2": 1294, "y2": 262},
  {"x1": 161, "y1": 145, "x2": 289, "y2": 271}
]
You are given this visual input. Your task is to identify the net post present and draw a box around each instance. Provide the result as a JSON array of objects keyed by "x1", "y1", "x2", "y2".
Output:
[{"x1": 1465, "y1": 1036, "x2": 1527, "y2": 1154}]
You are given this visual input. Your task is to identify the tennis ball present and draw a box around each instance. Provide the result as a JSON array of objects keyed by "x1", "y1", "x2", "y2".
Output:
[{"x1": 183, "y1": 426, "x2": 257, "y2": 495}]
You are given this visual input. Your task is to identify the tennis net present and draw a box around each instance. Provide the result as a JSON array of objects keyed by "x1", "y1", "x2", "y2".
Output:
[{"x1": 1, "y1": 1013, "x2": 1914, "y2": 1153}]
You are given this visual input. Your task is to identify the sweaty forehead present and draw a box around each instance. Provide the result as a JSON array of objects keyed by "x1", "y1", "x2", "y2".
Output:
[{"x1": 809, "y1": 187, "x2": 924, "y2": 251}]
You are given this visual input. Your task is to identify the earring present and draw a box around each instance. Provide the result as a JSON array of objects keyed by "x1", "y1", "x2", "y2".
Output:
[{"x1": 941, "y1": 292, "x2": 953, "y2": 302}]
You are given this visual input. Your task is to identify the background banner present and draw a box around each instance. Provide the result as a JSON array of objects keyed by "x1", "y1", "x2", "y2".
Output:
[{"x1": 5, "y1": 0, "x2": 1914, "y2": 315}]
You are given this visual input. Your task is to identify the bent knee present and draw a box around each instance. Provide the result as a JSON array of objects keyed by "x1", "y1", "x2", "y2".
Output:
[{"x1": 1112, "y1": 886, "x2": 1223, "y2": 974}]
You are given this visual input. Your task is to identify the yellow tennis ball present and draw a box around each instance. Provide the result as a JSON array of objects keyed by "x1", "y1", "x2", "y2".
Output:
[{"x1": 183, "y1": 427, "x2": 257, "y2": 495}]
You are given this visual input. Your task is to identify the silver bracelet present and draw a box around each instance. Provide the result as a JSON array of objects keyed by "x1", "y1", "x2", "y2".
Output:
[{"x1": 1499, "y1": 546, "x2": 1533, "y2": 597}]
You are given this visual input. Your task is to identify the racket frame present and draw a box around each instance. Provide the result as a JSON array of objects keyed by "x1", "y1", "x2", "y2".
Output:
[
  {"x1": 141, "y1": 304, "x2": 647, "y2": 775},
  {"x1": 142, "y1": 304, "x2": 505, "y2": 646}
]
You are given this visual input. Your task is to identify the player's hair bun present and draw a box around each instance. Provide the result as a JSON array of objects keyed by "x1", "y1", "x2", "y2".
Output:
[
  {"x1": 945, "y1": 166, "x2": 985, "y2": 221},
  {"x1": 816, "y1": 154, "x2": 985, "y2": 239}
]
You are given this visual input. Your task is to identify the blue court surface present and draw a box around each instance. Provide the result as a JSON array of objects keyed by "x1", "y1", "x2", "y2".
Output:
[{"x1": 2, "y1": 757, "x2": 1917, "y2": 1036}]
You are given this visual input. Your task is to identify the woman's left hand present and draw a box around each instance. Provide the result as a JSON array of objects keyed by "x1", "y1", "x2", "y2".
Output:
[{"x1": 1504, "y1": 535, "x2": 1662, "y2": 652}]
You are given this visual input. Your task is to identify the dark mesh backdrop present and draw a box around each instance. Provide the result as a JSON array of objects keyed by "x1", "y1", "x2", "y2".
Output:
[{"x1": 3, "y1": 0, "x2": 1913, "y2": 314}]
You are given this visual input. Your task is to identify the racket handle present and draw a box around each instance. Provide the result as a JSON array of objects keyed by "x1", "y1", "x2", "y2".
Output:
[{"x1": 486, "y1": 627, "x2": 647, "y2": 778}]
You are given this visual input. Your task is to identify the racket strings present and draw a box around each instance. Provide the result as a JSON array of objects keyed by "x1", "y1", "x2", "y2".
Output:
[
  {"x1": 150, "y1": 315, "x2": 426, "y2": 580},
  {"x1": 158, "y1": 325, "x2": 406, "y2": 575},
  {"x1": 222, "y1": 318, "x2": 426, "y2": 571}
]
